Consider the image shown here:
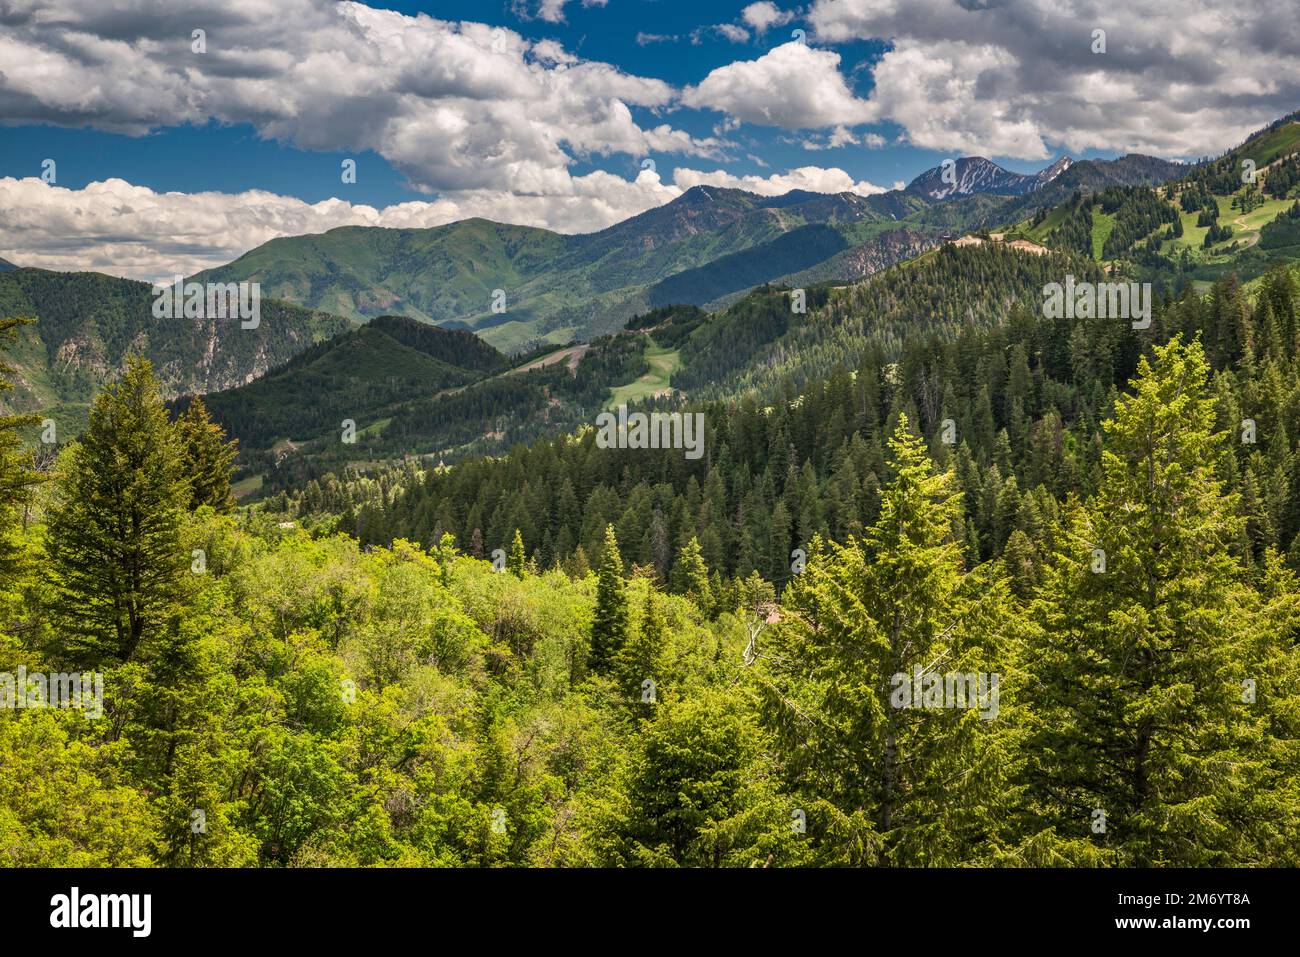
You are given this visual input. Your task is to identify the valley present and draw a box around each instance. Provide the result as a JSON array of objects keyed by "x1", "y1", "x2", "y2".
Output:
[{"x1": 6, "y1": 62, "x2": 1300, "y2": 878}]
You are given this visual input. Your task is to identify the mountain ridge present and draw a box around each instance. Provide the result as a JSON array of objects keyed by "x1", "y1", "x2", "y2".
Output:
[
  {"x1": 0, "y1": 267, "x2": 351, "y2": 434},
  {"x1": 191, "y1": 153, "x2": 1179, "y2": 352},
  {"x1": 905, "y1": 154, "x2": 1075, "y2": 201}
]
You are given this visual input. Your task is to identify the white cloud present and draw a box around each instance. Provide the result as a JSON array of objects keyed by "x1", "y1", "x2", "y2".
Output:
[
  {"x1": 715, "y1": 24, "x2": 752, "y2": 43},
  {"x1": 865, "y1": 40, "x2": 1049, "y2": 158},
  {"x1": 807, "y1": 0, "x2": 1300, "y2": 160},
  {"x1": 741, "y1": 3, "x2": 795, "y2": 34},
  {"x1": 0, "y1": 0, "x2": 715, "y2": 198},
  {"x1": 0, "y1": 165, "x2": 881, "y2": 282},
  {"x1": 526, "y1": 0, "x2": 609, "y2": 25},
  {"x1": 802, "y1": 126, "x2": 886, "y2": 150},
  {"x1": 683, "y1": 42, "x2": 875, "y2": 128},
  {"x1": 672, "y1": 165, "x2": 886, "y2": 196},
  {"x1": 0, "y1": 173, "x2": 677, "y2": 283}
]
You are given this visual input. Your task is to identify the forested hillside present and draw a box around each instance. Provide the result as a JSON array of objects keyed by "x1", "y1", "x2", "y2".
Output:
[
  {"x1": 3, "y1": 306, "x2": 1298, "y2": 866},
  {"x1": 5, "y1": 107, "x2": 1300, "y2": 873},
  {"x1": 0, "y1": 268, "x2": 350, "y2": 430},
  {"x1": 195, "y1": 152, "x2": 1180, "y2": 352},
  {"x1": 357, "y1": 263, "x2": 1300, "y2": 589},
  {"x1": 1006, "y1": 116, "x2": 1300, "y2": 288},
  {"x1": 198, "y1": 317, "x2": 656, "y2": 497},
  {"x1": 186, "y1": 243, "x2": 1107, "y2": 496}
]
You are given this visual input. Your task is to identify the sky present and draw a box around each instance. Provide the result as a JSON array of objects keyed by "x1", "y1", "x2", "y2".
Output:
[{"x1": 1, "y1": 0, "x2": 1297, "y2": 282}]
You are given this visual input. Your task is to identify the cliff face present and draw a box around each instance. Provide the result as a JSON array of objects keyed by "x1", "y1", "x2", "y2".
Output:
[{"x1": 0, "y1": 267, "x2": 349, "y2": 414}]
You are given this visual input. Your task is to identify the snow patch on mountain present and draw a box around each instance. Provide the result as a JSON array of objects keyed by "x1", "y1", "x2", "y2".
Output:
[{"x1": 906, "y1": 156, "x2": 1074, "y2": 201}]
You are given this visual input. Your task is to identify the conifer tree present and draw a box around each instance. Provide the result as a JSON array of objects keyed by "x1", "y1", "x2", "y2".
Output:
[
  {"x1": 175, "y1": 395, "x2": 238, "y2": 513},
  {"x1": 617, "y1": 688, "x2": 787, "y2": 867},
  {"x1": 615, "y1": 589, "x2": 666, "y2": 713},
  {"x1": 507, "y1": 528, "x2": 527, "y2": 578},
  {"x1": 670, "y1": 535, "x2": 712, "y2": 610},
  {"x1": 759, "y1": 415, "x2": 1016, "y2": 865},
  {"x1": 0, "y1": 318, "x2": 42, "y2": 585},
  {"x1": 45, "y1": 357, "x2": 190, "y2": 665},
  {"x1": 589, "y1": 524, "x2": 629, "y2": 674},
  {"x1": 1019, "y1": 337, "x2": 1300, "y2": 865}
]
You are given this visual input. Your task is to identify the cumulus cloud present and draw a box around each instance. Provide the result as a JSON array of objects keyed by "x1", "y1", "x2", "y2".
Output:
[
  {"x1": 672, "y1": 165, "x2": 886, "y2": 196},
  {"x1": 683, "y1": 42, "x2": 875, "y2": 128},
  {"x1": 0, "y1": 0, "x2": 717, "y2": 198},
  {"x1": 0, "y1": 173, "x2": 674, "y2": 282},
  {"x1": 808, "y1": 0, "x2": 1300, "y2": 159},
  {"x1": 741, "y1": 2, "x2": 795, "y2": 34},
  {"x1": 0, "y1": 165, "x2": 880, "y2": 282}
]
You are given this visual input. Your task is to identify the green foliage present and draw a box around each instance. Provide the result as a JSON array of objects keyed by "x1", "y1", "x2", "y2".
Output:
[
  {"x1": 613, "y1": 689, "x2": 791, "y2": 866},
  {"x1": 44, "y1": 357, "x2": 190, "y2": 665},
  {"x1": 0, "y1": 317, "x2": 42, "y2": 585},
  {"x1": 589, "y1": 525, "x2": 629, "y2": 674},
  {"x1": 192, "y1": 188, "x2": 923, "y2": 352},
  {"x1": 506, "y1": 529, "x2": 527, "y2": 579},
  {"x1": 1017, "y1": 339, "x2": 1300, "y2": 865},
  {"x1": 206, "y1": 320, "x2": 649, "y2": 495},
  {"x1": 0, "y1": 711, "x2": 156, "y2": 866},
  {"x1": 176, "y1": 395, "x2": 238, "y2": 513},
  {"x1": 1260, "y1": 200, "x2": 1300, "y2": 249},
  {"x1": 4, "y1": 175, "x2": 1300, "y2": 870},
  {"x1": 0, "y1": 267, "x2": 348, "y2": 415},
  {"x1": 756, "y1": 419, "x2": 1020, "y2": 864}
]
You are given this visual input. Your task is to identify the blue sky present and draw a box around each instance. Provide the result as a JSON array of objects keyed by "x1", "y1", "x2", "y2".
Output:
[
  {"x1": 0, "y1": 0, "x2": 1076, "y2": 209},
  {"x1": 0, "y1": 0, "x2": 1291, "y2": 280}
]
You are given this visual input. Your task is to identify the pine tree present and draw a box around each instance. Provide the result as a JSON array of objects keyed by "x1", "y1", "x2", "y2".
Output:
[
  {"x1": 0, "y1": 318, "x2": 42, "y2": 586},
  {"x1": 1019, "y1": 337, "x2": 1300, "y2": 865},
  {"x1": 759, "y1": 415, "x2": 1016, "y2": 865},
  {"x1": 670, "y1": 535, "x2": 712, "y2": 611},
  {"x1": 507, "y1": 528, "x2": 526, "y2": 578},
  {"x1": 566, "y1": 544, "x2": 591, "y2": 579},
  {"x1": 589, "y1": 524, "x2": 629, "y2": 674},
  {"x1": 614, "y1": 589, "x2": 666, "y2": 713},
  {"x1": 175, "y1": 395, "x2": 238, "y2": 513},
  {"x1": 45, "y1": 357, "x2": 190, "y2": 665},
  {"x1": 618, "y1": 688, "x2": 785, "y2": 866}
]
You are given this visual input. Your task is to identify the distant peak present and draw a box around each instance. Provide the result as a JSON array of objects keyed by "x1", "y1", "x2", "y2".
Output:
[
  {"x1": 904, "y1": 153, "x2": 1082, "y2": 202},
  {"x1": 906, "y1": 156, "x2": 1024, "y2": 201},
  {"x1": 1035, "y1": 156, "x2": 1074, "y2": 182}
]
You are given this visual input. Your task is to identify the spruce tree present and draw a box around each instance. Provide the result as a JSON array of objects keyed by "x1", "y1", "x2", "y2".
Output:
[
  {"x1": 175, "y1": 395, "x2": 238, "y2": 513},
  {"x1": 1019, "y1": 338, "x2": 1300, "y2": 865},
  {"x1": 759, "y1": 415, "x2": 1016, "y2": 865},
  {"x1": 670, "y1": 535, "x2": 712, "y2": 610},
  {"x1": 45, "y1": 357, "x2": 190, "y2": 665},
  {"x1": 589, "y1": 524, "x2": 629, "y2": 674},
  {"x1": 614, "y1": 589, "x2": 666, "y2": 713},
  {"x1": 0, "y1": 318, "x2": 42, "y2": 586},
  {"x1": 507, "y1": 528, "x2": 526, "y2": 578}
]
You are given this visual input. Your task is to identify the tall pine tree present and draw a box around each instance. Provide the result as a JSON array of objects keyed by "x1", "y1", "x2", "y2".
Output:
[
  {"x1": 1019, "y1": 337, "x2": 1300, "y2": 865},
  {"x1": 759, "y1": 415, "x2": 1017, "y2": 865},
  {"x1": 45, "y1": 358, "x2": 190, "y2": 665},
  {"x1": 589, "y1": 524, "x2": 629, "y2": 674},
  {"x1": 175, "y1": 395, "x2": 238, "y2": 513}
]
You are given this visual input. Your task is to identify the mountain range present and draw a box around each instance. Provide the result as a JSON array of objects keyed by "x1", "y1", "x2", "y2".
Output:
[
  {"x1": 193, "y1": 152, "x2": 1184, "y2": 352},
  {"x1": 9, "y1": 114, "x2": 1300, "y2": 491},
  {"x1": 189, "y1": 114, "x2": 1300, "y2": 493},
  {"x1": 0, "y1": 268, "x2": 350, "y2": 434},
  {"x1": 905, "y1": 155, "x2": 1074, "y2": 201}
]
